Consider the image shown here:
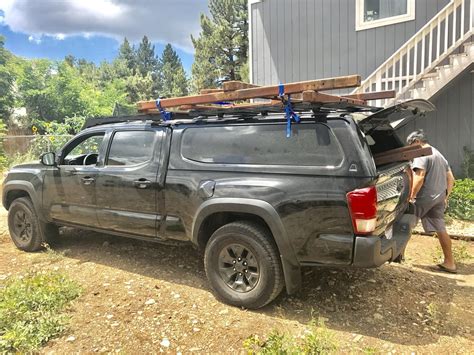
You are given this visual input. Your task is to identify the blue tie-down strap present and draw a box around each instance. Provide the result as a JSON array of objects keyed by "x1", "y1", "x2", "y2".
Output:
[
  {"x1": 155, "y1": 98, "x2": 172, "y2": 121},
  {"x1": 284, "y1": 95, "x2": 300, "y2": 138},
  {"x1": 278, "y1": 83, "x2": 285, "y2": 98}
]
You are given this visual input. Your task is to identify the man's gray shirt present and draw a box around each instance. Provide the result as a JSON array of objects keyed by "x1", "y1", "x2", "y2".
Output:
[{"x1": 412, "y1": 146, "x2": 450, "y2": 202}]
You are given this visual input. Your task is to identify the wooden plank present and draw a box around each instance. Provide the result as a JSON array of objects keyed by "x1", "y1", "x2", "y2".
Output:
[
  {"x1": 373, "y1": 145, "x2": 432, "y2": 166},
  {"x1": 302, "y1": 91, "x2": 366, "y2": 106},
  {"x1": 344, "y1": 90, "x2": 396, "y2": 101},
  {"x1": 223, "y1": 81, "x2": 260, "y2": 91},
  {"x1": 200, "y1": 88, "x2": 223, "y2": 94},
  {"x1": 137, "y1": 75, "x2": 362, "y2": 111},
  {"x1": 178, "y1": 100, "x2": 281, "y2": 111}
]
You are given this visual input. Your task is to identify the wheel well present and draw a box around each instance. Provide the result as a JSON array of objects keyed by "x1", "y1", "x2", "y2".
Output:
[
  {"x1": 197, "y1": 212, "x2": 274, "y2": 250},
  {"x1": 5, "y1": 190, "x2": 30, "y2": 209}
]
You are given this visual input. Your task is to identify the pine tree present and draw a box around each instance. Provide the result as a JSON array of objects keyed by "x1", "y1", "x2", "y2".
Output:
[
  {"x1": 136, "y1": 35, "x2": 157, "y2": 77},
  {"x1": 191, "y1": 0, "x2": 248, "y2": 92},
  {"x1": 156, "y1": 44, "x2": 188, "y2": 97},
  {"x1": 117, "y1": 38, "x2": 136, "y2": 74}
]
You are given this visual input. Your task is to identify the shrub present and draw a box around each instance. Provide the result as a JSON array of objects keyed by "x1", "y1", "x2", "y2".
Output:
[
  {"x1": 0, "y1": 272, "x2": 81, "y2": 352},
  {"x1": 243, "y1": 319, "x2": 338, "y2": 354},
  {"x1": 462, "y1": 146, "x2": 474, "y2": 179},
  {"x1": 446, "y1": 179, "x2": 474, "y2": 221}
]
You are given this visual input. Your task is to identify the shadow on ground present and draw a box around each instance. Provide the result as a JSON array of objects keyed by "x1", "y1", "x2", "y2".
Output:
[{"x1": 49, "y1": 227, "x2": 473, "y2": 347}]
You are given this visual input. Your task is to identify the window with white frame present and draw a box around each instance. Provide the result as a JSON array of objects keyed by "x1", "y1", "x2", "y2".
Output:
[{"x1": 356, "y1": 0, "x2": 415, "y2": 31}]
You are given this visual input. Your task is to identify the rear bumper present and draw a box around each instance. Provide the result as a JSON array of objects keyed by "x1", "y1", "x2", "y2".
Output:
[{"x1": 352, "y1": 213, "x2": 417, "y2": 268}]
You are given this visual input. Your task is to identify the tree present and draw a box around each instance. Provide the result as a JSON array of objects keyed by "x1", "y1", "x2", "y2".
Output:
[
  {"x1": 0, "y1": 36, "x2": 15, "y2": 122},
  {"x1": 125, "y1": 72, "x2": 154, "y2": 103},
  {"x1": 191, "y1": 0, "x2": 248, "y2": 92},
  {"x1": 64, "y1": 54, "x2": 76, "y2": 67},
  {"x1": 18, "y1": 59, "x2": 57, "y2": 122},
  {"x1": 117, "y1": 38, "x2": 136, "y2": 74},
  {"x1": 136, "y1": 35, "x2": 157, "y2": 77},
  {"x1": 156, "y1": 44, "x2": 188, "y2": 97}
]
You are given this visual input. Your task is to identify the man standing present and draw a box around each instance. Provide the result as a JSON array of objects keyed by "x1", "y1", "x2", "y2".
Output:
[{"x1": 407, "y1": 130, "x2": 456, "y2": 273}]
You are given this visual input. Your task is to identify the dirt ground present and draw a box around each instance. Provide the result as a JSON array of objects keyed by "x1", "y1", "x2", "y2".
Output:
[{"x1": 0, "y1": 206, "x2": 473, "y2": 354}]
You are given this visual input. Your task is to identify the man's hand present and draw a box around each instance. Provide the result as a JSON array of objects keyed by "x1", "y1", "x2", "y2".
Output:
[{"x1": 411, "y1": 168, "x2": 426, "y2": 201}]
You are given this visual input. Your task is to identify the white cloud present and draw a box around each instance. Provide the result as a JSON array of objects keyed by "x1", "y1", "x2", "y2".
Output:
[
  {"x1": 28, "y1": 35, "x2": 41, "y2": 44},
  {"x1": 0, "y1": 0, "x2": 208, "y2": 52}
]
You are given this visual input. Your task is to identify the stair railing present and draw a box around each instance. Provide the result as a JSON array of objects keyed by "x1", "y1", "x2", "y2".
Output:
[{"x1": 352, "y1": 0, "x2": 473, "y2": 106}]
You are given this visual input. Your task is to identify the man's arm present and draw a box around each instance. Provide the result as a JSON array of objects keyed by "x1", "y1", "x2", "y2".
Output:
[
  {"x1": 410, "y1": 168, "x2": 426, "y2": 201},
  {"x1": 446, "y1": 169, "x2": 455, "y2": 198}
]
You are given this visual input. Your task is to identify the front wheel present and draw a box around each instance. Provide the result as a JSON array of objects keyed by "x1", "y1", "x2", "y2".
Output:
[
  {"x1": 204, "y1": 221, "x2": 284, "y2": 309},
  {"x1": 8, "y1": 197, "x2": 57, "y2": 251}
]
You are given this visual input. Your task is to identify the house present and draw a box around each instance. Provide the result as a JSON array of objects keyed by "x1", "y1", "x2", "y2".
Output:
[{"x1": 248, "y1": 0, "x2": 473, "y2": 175}]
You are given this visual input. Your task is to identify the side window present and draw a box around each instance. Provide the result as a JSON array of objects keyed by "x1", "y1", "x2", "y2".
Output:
[
  {"x1": 106, "y1": 131, "x2": 156, "y2": 166},
  {"x1": 181, "y1": 124, "x2": 344, "y2": 167},
  {"x1": 62, "y1": 133, "x2": 104, "y2": 166}
]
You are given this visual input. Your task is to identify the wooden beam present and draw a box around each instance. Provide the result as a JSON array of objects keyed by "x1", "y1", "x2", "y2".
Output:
[
  {"x1": 223, "y1": 81, "x2": 260, "y2": 91},
  {"x1": 302, "y1": 91, "x2": 366, "y2": 106},
  {"x1": 200, "y1": 88, "x2": 223, "y2": 94},
  {"x1": 178, "y1": 100, "x2": 281, "y2": 111},
  {"x1": 137, "y1": 75, "x2": 361, "y2": 111},
  {"x1": 373, "y1": 145, "x2": 432, "y2": 165},
  {"x1": 344, "y1": 90, "x2": 396, "y2": 101}
]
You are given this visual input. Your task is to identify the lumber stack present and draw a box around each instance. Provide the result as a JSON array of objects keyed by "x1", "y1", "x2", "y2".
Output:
[{"x1": 136, "y1": 74, "x2": 396, "y2": 114}]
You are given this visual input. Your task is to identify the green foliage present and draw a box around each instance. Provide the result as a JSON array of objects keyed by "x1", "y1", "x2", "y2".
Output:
[
  {"x1": 432, "y1": 242, "x2": 473, "y2": 263},
  {"x1": 462, "y1": 146, "x2": 474, "y2": 179},
  {"x1": 0, "y1": 119, "x2": 9, "y2": 171},
  {"x1": 27, "y1": 116, "x2": 83, "y2": 157},
  {"x1": 0, "y1": 272, "x2": 81, "y2": 352},
  {"x1": 446, "y1": 179, "x2": 474, "y2": 221},
  {"x1": 117, "y1": 38, "x2": 137, "y2": 74},
  {"x1": 243, "y1": 320, "x2": 338, "y2": 354},
  {"x1": 156, "y1": 44, "x2": 188, "y2": 97},
  {"x1": 191, "y1": 0, "x2": 248, "y2": 92},
  {"x1": 136, "y1": 35, "x2": 158, "y2": 78},
  {"x1": 0, "y1": 35, "x2": 15, "y2": 122}
]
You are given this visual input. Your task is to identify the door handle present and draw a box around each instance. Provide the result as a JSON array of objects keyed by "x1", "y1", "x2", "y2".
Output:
[
  {"x1": 81, "y1": 176, "x2": 95, "y2": 185},
  {"x1": 133, "y1": 178, "x2": 152, "y2": 189}
]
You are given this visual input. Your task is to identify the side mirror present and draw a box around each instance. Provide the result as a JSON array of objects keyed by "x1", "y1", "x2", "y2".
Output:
[{"x1": 40, "y1": 152, "x2": 56, "y2": 166}]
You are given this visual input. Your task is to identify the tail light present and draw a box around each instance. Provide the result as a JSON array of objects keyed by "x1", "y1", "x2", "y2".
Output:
[{"x1": 346, "y1": 186, "x2": 377, "y2": 235}]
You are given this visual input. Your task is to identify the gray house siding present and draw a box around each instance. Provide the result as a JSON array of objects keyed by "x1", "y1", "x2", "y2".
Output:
[
  {"x1": 250, "y1": 0, "x2": 472, "y2": 175},
  {"x1": 250, "y1": 0, "x2": 451, "y2": 84}
]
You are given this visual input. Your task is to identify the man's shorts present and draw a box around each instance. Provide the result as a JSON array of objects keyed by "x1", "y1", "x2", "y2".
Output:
[{"x1": 414, "y1": 194, "x2": 447, "y2": 233}]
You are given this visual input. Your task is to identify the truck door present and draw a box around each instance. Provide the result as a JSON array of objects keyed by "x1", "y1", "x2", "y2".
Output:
[
  {"x1": 95, "y1": 128, "x2": 165, "y2": 237},
  {"x1": 44, "y1": 131, "x2": 106, "y2": 227}
]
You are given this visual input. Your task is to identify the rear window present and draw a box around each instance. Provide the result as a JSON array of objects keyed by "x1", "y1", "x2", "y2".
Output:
[{"x1": 181, "y1": 124, "x2": 344, "y2": 166}]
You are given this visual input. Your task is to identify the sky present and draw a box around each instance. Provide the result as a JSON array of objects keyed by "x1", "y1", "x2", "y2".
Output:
[{"x1": 0, "y1": 0, "x2": 210, "y2": 74}]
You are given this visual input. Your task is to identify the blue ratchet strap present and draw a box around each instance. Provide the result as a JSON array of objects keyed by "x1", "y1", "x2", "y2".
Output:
[
  {"x1": 278, "y1": 84, "x2": 300, "y2": 138},
  {"x1": 155, "y1": 98, "x2": 172, "y2": 121}
]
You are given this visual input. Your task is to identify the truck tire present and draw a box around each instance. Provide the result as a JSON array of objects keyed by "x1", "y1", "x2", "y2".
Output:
[
  {"x1": 7, "y1": 197, "x2": 57, "y2": 252},
  {"x1": 204, "y1": 221, "x2": 284, "y2": 309}
]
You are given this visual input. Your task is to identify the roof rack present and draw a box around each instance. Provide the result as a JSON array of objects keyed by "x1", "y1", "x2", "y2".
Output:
[{"x1": 84, "y1": 75, "x2": 396, "y2": 129}]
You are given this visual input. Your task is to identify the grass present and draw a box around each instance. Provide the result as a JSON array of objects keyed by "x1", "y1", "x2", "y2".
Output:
[
  {"x1": 243, "y1": 319, "x2": 338, "y2": 354},
  {"x1": 432, "y1": 242, "x2": 473, "y2": 263},
  {"x1": 426, "y1": 302, "x2": 440, "y2": 323},
  {"x1": 0, "y1": 272, "x2": 81, "y2": 352}
]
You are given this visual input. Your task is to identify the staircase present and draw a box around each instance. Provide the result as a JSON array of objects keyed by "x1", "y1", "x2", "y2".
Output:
[{"x1": 352, "y1": 0, "x2": 474, "y2": 107}]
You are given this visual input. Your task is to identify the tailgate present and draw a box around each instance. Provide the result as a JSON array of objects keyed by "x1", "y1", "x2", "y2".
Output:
[{"x1": 374, "y1": 162, "x2": 412, "y2": 236}]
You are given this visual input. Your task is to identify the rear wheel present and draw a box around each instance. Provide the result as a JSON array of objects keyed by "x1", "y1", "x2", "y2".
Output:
[
  {"x1": 8, "y1": 197, "x2": 58, "y2": 251},
  {"x1": 204, "y1": 221, "x2": 284, "y2": 309}
]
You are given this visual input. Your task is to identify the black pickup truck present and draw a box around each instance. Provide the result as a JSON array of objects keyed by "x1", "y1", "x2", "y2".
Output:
[{"x1": 2, "y1": 99, "x2": 433, "y2": 308}]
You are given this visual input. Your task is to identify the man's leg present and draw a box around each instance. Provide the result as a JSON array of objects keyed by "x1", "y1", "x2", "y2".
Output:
[{"x1": 436, "y1": 230, "x2": 456, "y2": 270}]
